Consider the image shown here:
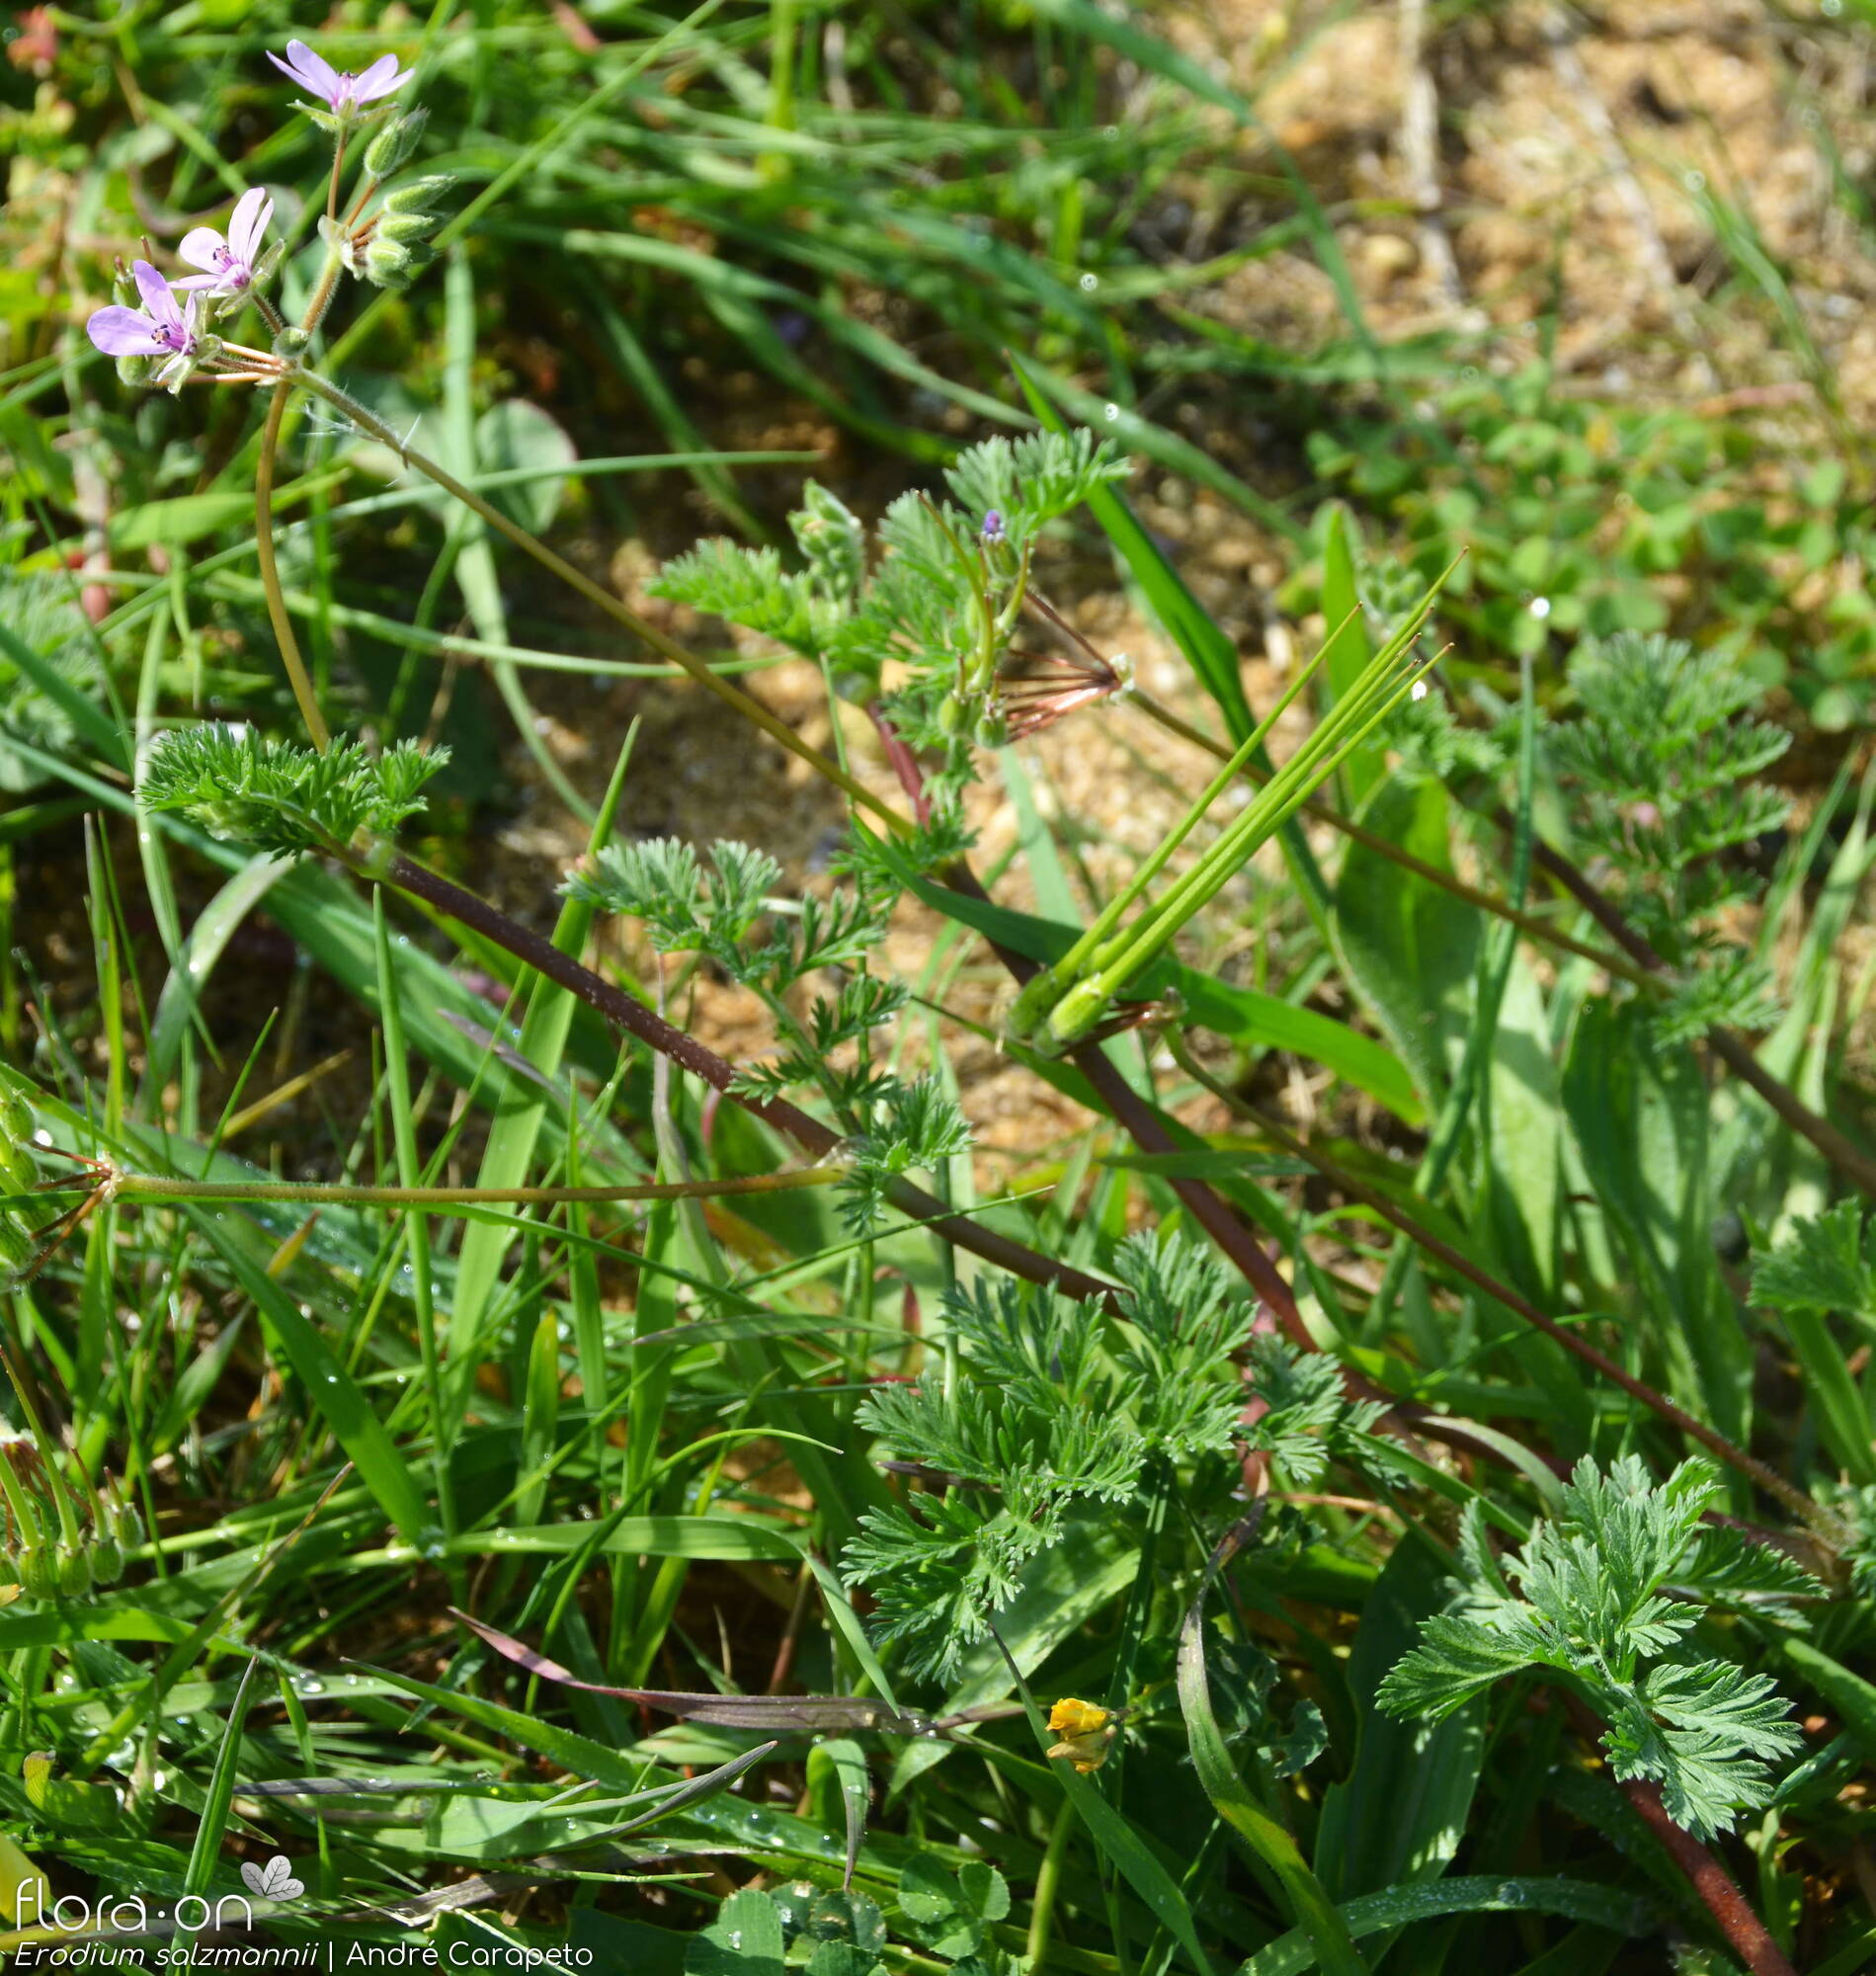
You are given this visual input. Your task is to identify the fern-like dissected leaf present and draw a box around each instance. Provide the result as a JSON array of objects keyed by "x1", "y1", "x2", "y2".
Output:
[
  {"x1": 839, "y1": 1078, "x2": 974, "y2": 1233},
  {"x1": 1379, "y1": 1455, "x2": 1800, "y2": 1838},
  {"x1": 140, "y1": 724, "x2": 449, "y2": 859},
  {"x1": 1374, "y1": 1610, "x2": 1548, "y2": 1721},
  {"x1": 843, "y1": 1494, "x2": 1050, "y2": 1681},
  {"x1": 1548, "y1": 630, "x2": 1791, "y2": 976},
  {"x1": 648, "y1": 539, "x2": 824, "y2": 653},
  {"x1": 1754, "y1": 1200, "x2": 1876, "y2": 1319},
  {"x1": 1233, "y1": 1335, "x2": 1382, "y2": 1486},
  {"x1": 844, "y1": 1235, "x2": 1265, "y2": 1677},
  {"x1": 1602, "y1": 1663, "x2": 1804, "y2": 1842},
  {"x1": 568, "y1": 838, "x2": 779, "y2": 974},
  {"x1": 941, "y1": 429, "x2": 1129, "y2": 550}
]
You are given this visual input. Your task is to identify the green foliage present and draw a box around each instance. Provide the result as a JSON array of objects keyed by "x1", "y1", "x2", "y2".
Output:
[
  {"x1": 1547, "y1": 630, "x2": 1789, "y2": 1029},
  {"x1": 0, "y1": 574, "x2": 101, "y2": 792},
  {"x1": 845, "y1": 1236, "x2": 1257, "y2": 1678},
  {"x1": 651, "y1": 431, "x2": 1129, "y2": 806},
  {"x1": 940, "y1": 429, "x2": 1130, "y2": 553},
  {"x1": 650, "y1": 540, "x2": 826, "y2": 654},
  {"x1": 1754, "y1": 1201, "x2": 1876, "y2": 1321},
  {"x1": 139, "y1": 723, "x2": 449, "y2": 858},
  {"x1": 1239, "y1": 1337, "x2": 1385, "y2": 1487},
  {"x1": 1303, "y1": 360, "x2": 1876, "y2": 729},
  {"x1": 11, "y1": 1, "x2": 1873, "y2": 1962},
  {"x1": 1379, "y1": 1458, "x2": 1804, "y2": 1840}
]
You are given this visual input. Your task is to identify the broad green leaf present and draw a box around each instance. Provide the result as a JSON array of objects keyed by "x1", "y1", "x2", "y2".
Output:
[
  {"x1": 1484, "y1": 953, "x2": 1562, "y2": 1298},
  {"x1": 1179, "y1": 1584, "x2": 1368, "y2": 1976},
  {"x1": 688, "y1": 1889, "x2": 784, "y2": 1976},
  {"x1": 1316, "y1": 1544, "x2": 1483, "y2": 1902},
  {"x1": 1561, "y1": 1000, "x2": 1751, "y2": 1445},
  {"x1": 1332, "y1": 774, "x2": 1482, "y2": 1109},
  {"x1": 1236, "y1": 1874, "x2": 1655, "y2": 1975},
  {"x1": 475, "y1": 399, "x2": 577, "y2": 535}
]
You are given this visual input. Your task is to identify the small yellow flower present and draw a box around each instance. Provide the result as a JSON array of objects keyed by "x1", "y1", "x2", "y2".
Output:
[{"x1": 1046, "y1": 1696, "x2": 1118, "y2": 1773}]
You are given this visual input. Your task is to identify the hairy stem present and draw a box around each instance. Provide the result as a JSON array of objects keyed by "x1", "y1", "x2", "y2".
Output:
[
  {"x1": 1559, "y1": 1692, "x2": 1796, "y2": 1976},
  {"x1": 105, "y1": 1170, "x2": 841, "y2": 1207},
  {"x1": 289, "y1": 367, "x2": 908, "y2": 834},
  {"x1": 359, "y1": 845, "x2": 1120, "y2": 1307}
]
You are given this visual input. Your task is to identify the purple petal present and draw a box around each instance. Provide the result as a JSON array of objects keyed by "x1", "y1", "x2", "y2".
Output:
[
  {"x1": 177, "y1": 227, "x2": 225, "y2": 274},
  {"x1": 170, "y1": 274, "x2": 223, "y2": 292},
  {"x1": 266, "y1": 47, "x2": 313, "y2": 93},
  {"x1": 87, "y1": 306, "x2": 166, "y2": 358},
  {"x1": 228, "y1": 188, "x2": 273, "y2": 263},
  {"x1": 130, "y1": 259, "x2": 182, "y2": 329},
  {"x1": 351, "y1": 54, "x2": 410, "y2": 103},
  {"x1": 271, "y1": 39, "x2": 340, "y2": 101}
]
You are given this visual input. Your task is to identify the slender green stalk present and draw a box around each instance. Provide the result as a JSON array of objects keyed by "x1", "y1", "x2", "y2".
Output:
[
  {"x1": 253, "y1": 382, "x2": 329, "y2": 751},
  {"x1": 1128, "y1": 684, "x2": 1649, "y2": 985},
  {"x1": 102, "y1": 1170, "x2": 843, "y2": 1207},
  {"x1": 282, "y1": 367, "x2": 909, "y2": 834},
  {"x1": 1080, "y1": 646, "x2": 1440, "y2": 1000}
]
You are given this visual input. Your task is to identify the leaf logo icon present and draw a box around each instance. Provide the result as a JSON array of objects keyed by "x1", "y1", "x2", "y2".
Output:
[{"x1": 240, "y1": 1855, "x2": 305, "y2": 1901}]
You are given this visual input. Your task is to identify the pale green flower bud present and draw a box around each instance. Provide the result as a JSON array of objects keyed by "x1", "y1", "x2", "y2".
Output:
[
  {"x1": 89, "y1": 1531, "x2": 122, "y2": 1588},
  {"x1": 363, "y1": 107, "x2": 428, "y2": 180},
  {"x1": 363, "y1": 235, "x2": 424, "y2": 290},
  {"x1": 54, "y1": 1540, "x2": 91, "y2": 1599},
  {"x1": 18, "y1": 1543, "x2": 57, "y2": 1602},
  {"x1": 381, "y1": 173, "x2": 453, "y2": 216}
]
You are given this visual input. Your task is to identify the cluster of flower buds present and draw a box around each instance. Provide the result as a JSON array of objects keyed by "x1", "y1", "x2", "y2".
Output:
[
  {"x1": 0, "y1": 1437, "x2": 143, "y2": 1603},
  {"x1": 85, "y1": 36, "x2": 452, "y2": 387}
]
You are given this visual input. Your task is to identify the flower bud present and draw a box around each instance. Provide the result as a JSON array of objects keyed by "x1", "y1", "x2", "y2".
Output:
[
  {"x1": 0, "y1": 1142, "x2": 35, "y2": 1195},
  {"x1": 113, "y1": 1496, "x2": 145, "y2": 1551},
  {"x1": 381, "y1": 173, "x2": 453, "y2": 216},
  {"x1": 17, "y1": 1543, "x2": 57, "y2": 1602},
  {"x1": 89, "y1": 1530, "x2": 122, "y2": 1588},
  {"x1": 0, "y1": 1090, "x2": 31, "y2": 1145},
  {"x1": 54, "y1": 1540, "x2": 91, "y2": 1599},
  {"x1": 116, "y1": 355, "x2": 156, "y2": 388},
  {"x1": 0, "y1": 1212, "x2": 37, "y2": 1276},
  {"x1": 363, "y1": 107, "x2": 428, "y2": 180},
  {"x1": 363, "y1": 234, "x2": 425, "y2": 290},
  {"x1": 937, "y1": 693, "x2": 970, "y2": 736},
  {"x1": 274, "y1": 326, "x2": 311, "y2": 359}
]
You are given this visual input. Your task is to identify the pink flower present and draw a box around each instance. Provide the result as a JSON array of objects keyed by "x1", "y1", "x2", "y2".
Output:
[
  {"x1": 86, "y1": 261, "x2": 202, "y2": 382},
  {"x1": 175, "y1": 187, "x2": 275, "y2": 295},
  {"x1": 267, "y1": 38, "x2": 411, "y2": 115}
]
